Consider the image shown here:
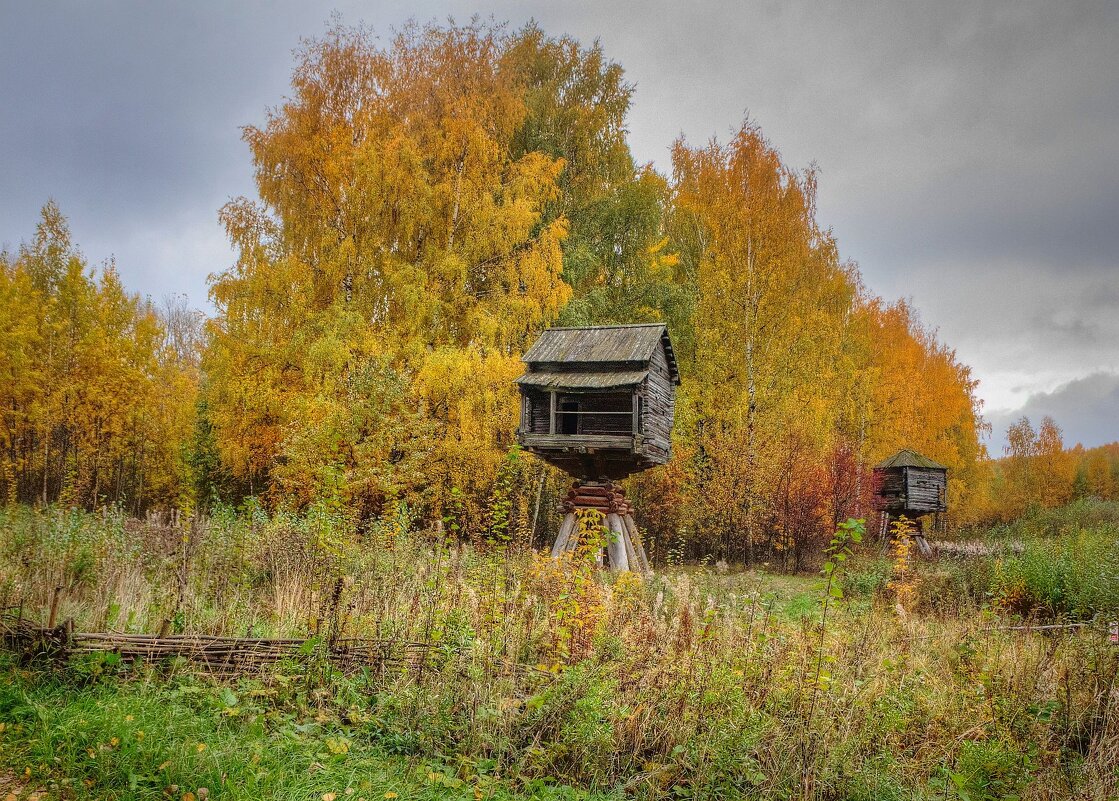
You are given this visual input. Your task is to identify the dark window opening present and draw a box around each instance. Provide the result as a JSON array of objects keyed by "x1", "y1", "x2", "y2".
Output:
[
  {"x1": 560, "y1": 400, "x2": 579, "y2": 434},
  {"x1": 545, "y1": 391, "x2": 636, "y2": 436}
]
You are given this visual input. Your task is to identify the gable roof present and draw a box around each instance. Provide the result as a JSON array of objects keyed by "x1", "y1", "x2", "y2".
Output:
[
  {"x1": 522, "y1": 324, "x2": 680, "y2": 384},
  {"x1": 875, "y1": 449, "x2": 949, "y2": 470},
  {"x1": 515, "y1": 369, "x2": 648, "y2": 390}
]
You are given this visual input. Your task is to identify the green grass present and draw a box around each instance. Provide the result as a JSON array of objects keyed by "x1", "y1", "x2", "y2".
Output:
[
  {"x1": 912, "y1": 501, "x2": 1119, "y2": 619},
  {"x1": 671, "y1": 567, "x2": 824, "y2": 619},
  {"x1": 0, "y1": 656, "x2": 609, "y2": 801}
]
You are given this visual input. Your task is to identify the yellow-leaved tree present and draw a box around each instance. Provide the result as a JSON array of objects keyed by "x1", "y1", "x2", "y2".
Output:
[
  {"x1": 667, "y1": 122, "x2": 854, "y2": 564},
  {"x1": 0, "y1": 202, "x2": 197, "y2": 510},
  {"x1": 205, "y1": 21, "x2": 570, "y2": 518}
]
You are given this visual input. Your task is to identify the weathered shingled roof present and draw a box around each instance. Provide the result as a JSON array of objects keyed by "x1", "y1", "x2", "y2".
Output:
[
  {"x1": 521, "y1": 324, "x2": 680, "y2": 383},
  {"x1": 875, "y1": 449, "x2": 949, "y2": 470},
  {"x1": 515, "y1": 369, "x2": 648, "y2": 390}
]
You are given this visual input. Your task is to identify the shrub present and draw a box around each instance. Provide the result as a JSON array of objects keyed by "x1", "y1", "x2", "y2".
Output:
[{"x1": 842, "y1": 558, "x2": 892, "y2": 598}]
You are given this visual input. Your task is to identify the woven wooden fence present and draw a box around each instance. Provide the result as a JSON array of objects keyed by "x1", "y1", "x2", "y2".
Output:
[{"x1": 0, "y1": 608, "x2": 443, "y2": 677}]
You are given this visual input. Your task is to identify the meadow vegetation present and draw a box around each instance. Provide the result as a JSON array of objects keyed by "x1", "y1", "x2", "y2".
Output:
[{"x1": 2, "y1": 502, "x2": 1117, "y2": 800}]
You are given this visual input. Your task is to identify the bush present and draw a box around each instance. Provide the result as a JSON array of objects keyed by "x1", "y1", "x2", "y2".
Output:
[
  {"x1": 993, "y1": 530, "x2": 1119, "y2": 618},
  {"x1": 924, "y1": 502, "x2": 1119, "y2": 619},
  {"x1": 842, "y1": 558, "x2": 892, "y2": 598},
  {"x1": 943, "y1": 739, "x2": 1037, "y2": 801}
]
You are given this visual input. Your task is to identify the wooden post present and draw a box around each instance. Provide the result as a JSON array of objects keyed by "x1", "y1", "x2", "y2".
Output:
[
  {"x1": 548, "y1": 480, "x2": 652, "y2": 573},
  {"x1": 620, "y1": 518, "x2": 640, "y2": 571},
  {"x1": 551, "y1": 512, "x2": 577, "y2": 558},
  {"x1": 623, "y1": 514, "x2": 652, "y2": 574},
  {"x1": 47, "y1": 585, "x2": 63, "y2": 629},
  {"x1": 548, "y1": 391, "x2": 557, "y2": 434},
  {"x1": 605, "y1": 513, "x2": 630, "y2": 571},
  {"x1": 914, "y1": 518, "x2": 933, "y2": 557}
]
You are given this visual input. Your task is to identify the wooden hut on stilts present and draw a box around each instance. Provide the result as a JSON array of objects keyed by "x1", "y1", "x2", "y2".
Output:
[
  {"x1": 515, "y1": 324, "x2": 680, "y2": 573},
  {"x1": 872, "y1": 449, "x2": 948, "y2": 557}
]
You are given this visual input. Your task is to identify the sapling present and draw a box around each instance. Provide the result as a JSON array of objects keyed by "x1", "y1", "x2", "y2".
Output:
[{"x1": 802, "y1": 517, "x2": 864, "y2": 798}]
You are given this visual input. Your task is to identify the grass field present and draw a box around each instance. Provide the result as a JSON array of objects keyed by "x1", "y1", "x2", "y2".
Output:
[{"x1": 2, "y1": 503, "x2": 1118, "y2": 800}]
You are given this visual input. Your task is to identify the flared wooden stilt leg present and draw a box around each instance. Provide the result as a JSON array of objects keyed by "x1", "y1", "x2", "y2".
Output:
[
  {"x1": 914, "y1": 518, "x2": 933, "y2": 557},
  {"x1": 605, "y1": 513, "x2": 630, "y2": 572},
  {"x1": 623, "y1": 514, "x2": 652, "y2": 575},
  {"x1": 619, "y1": 516, "x2": 640, "y2": 571},
  {"x1": 549, "y1": 479, "x2": 652, "y2": 573},
  {"x1": 565, "y1": 526, "x2": 581, "y2": 555},
  {"x1": 551, "y1": 512, "x2": 577, "y2": 558}
]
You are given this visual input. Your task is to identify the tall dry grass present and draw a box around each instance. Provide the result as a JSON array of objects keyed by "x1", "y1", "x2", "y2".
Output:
[{"x1": 1, "y1": 503, "x2": 1117, "y2": 799}]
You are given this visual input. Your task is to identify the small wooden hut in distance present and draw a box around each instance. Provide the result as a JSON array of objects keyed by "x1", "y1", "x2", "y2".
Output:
[
  {"x1": 873, "y1": 449, "x2": 948, "y2": 555},
  {"x1": 515, "y1": 323, "x2": 680, "y2": 481},
  {"x1": 873, "y1": 449, "x2": 948, "y2": 517}
]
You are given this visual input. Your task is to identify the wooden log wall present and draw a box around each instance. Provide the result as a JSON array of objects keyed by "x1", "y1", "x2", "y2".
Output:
[
  {"x1": 903, "y1": 467, "x2": 948, "y2": 513},
  {"x1": 639, "y1": 344, "x2": 675, "y2": 463},
  {"x1": 560, "y1": 480, "x2": 634, "y2": 516},
  {"x1": 559, "y1": 392, "x2": 634, "y2": 435},
  {"x1": 874, "y1": 467, "x2": 947, "y2": 515},
  {"x1": 525, "y1": 389, "x2": 551, "y2": 434}
]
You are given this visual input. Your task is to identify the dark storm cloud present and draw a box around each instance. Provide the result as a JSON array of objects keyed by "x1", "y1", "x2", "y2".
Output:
[
  {"x1": 2, "y1": 0, "x2": 1116, "y2": 445},
  {"x1": 986, "y1": 372, "x2": 1119, "y2": 452}
]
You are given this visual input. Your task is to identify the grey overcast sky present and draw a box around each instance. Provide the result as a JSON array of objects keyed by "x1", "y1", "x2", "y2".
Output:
[{"x1": 2, "y1": 1, "x2": 1117, "y2": 452}]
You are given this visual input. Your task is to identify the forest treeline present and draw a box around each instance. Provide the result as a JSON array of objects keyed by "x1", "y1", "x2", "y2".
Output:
[{"x1": 0, "y1": 20, "x2": 1108, "y2": 563}]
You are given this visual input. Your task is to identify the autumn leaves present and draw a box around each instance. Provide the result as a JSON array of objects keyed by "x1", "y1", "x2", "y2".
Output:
[{"x1": 1, "y1": 19, "x2": 989, "y2": 559}]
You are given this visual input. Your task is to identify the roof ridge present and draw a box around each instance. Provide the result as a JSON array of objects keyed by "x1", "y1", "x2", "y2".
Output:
[
  {"x1": 543, "y1": 323, "x2": 667, "y2": 330},
  {"x1": 875, "y1": 448, "x2": 949, "y2": 470}
]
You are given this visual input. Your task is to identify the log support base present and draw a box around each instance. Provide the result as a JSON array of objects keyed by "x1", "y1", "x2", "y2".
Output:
[
  {"x1": 878, "y1": 511, "x2": 933, "y2": 558},
  {"x1": 550, "y1": 480, "x2": 652, "y2": 574}
]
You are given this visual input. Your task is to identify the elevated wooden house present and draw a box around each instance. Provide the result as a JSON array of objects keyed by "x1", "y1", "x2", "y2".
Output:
[
  {"x1": 873, "y1": 449, "x2": 948, "y2": 517},
  {"x1": 515, "y1": 323, "x2": 680, "y2": 481},
  {"x1": 873, "y1": 449, "x2": 948, "y2": 555}
]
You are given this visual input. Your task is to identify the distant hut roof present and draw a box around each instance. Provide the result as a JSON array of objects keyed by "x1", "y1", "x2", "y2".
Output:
[
  {"x1": 875, "y1": 449, "x2": 948, "y2": 471},
  {"x1": 521, "y1": 323, "x2": 680, "y2": 384}
]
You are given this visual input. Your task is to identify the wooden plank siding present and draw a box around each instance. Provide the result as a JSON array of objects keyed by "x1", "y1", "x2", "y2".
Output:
[
  {"x1": 515, "y1": 324, "x2": 679, "y2": 480},
  {"x1": 639, "y1": 340, "x2": 675, "y2": 463},
  {"x1": 873, "y1": 463, "x2": 947, "y2": 515}
]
